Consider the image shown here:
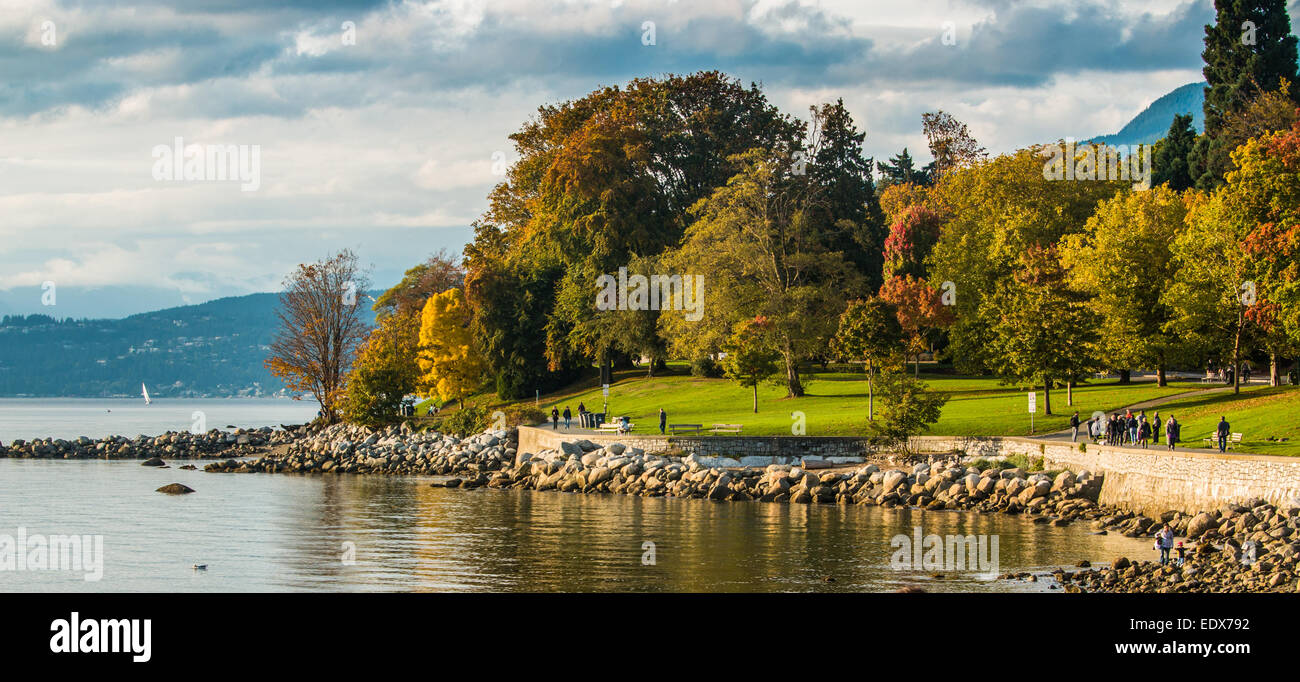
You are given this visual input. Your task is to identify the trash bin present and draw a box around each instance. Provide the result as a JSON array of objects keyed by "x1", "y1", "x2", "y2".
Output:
[{"x1": 593, "y1": 412, "x2": 606, "y2": 428}]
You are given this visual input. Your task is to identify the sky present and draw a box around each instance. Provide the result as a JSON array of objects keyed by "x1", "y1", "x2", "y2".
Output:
[{"x1": 1, "y1": 0, "x2": 1296, "y2": 318}]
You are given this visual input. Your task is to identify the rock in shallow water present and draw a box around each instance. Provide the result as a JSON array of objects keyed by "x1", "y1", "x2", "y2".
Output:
[{"x1": 156, "y1": 483, "x2": 195, "y2": 495}]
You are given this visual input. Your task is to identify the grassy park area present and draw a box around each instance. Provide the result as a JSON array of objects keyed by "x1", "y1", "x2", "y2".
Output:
[
  {"x1": 523, "y1": 366, "x2": 1294, "y2": 446},
  {"x1": 414, "y1": 365, "x2": 1300, "y2": 455}
]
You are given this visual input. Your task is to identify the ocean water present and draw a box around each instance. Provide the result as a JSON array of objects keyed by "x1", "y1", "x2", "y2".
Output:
[
  {"x1": 0, "y1": 458, "x2": 1153, "y2": 593},
  {"x1": 0, "y1": 398, "x2": 319, "y2": 442}
]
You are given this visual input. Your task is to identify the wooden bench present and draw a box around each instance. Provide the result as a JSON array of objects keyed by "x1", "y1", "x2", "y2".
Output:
[
  {"x1": 668, "y1": 423, "x2": 703, "y2": 435},
  {"x1": 598, "y1": 422, "x2": 633, "y2": 434},
  {"x1": 710, "y1": 423, "x2": 743, "y2": 434},
  {"x1": 1203, "y1": 432, "x2": 1244, "y2": 449}
]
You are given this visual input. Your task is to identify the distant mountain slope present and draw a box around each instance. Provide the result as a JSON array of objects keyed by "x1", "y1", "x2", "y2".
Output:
[
  {"x1": 1087, "y1": 82, "x2": 1205, "y2": 147},
  {"x1": 0, "y1": 292, "x2": 379, "y2": 397}
]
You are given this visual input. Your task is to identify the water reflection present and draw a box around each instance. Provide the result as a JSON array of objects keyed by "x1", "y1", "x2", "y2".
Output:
[{"x1": 0, "y1": 460, "x2": 1151, "y2": 592}]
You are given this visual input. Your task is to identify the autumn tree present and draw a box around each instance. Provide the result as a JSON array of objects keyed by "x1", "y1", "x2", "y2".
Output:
[
  {"x1": 418, "y1": 288, "x2": 487, "y2": 409},
  {"x1": 661, "y1": 148, "x2": 858, "y2": 398},
  {"x1": 986, "y1": 245, "x2": 1096, "y2": 414},
  {"x1": 372, "y1": 249, "x2": 465, "y2": 317},
  {"x1": 921, "y1": 110, "x2": 987, "y2": 180},
  {"x1": 1209, "y1": 118, "x2": 1300, "y2": 384},
  {"x1": 266, "y1": 250, "x2": 372, "y2": 422},
  {"x1": 1166, "y1": 191, "x2": 1257, "y2": 394},
  {"x1": 343, "y1": 310, "x2": 421, "y2": 425},
  {"x1": 882, "y1": 205, "x2": 944, "y2": 280},
  {"x1": 879, "y1": 275, "x2": 955, "y2": 375},
  {"x1": 1061, "y1": 186, "x2": 1189, "y2": 386},
  {"x1": 926, "y1": 147, "x2": 1125, "y2": 374},
  {"x1": 833, "y1": 298, "x2": 903, "y2": 421},
  {"x1": 722, "y1": 316, "x2": 781, "y2": 413}
]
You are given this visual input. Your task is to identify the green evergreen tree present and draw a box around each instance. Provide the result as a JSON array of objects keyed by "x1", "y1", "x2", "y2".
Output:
[
  {"x1": 1191, "y1": 0, "x2": 1299, "y2": 188},
  {"x1": 1152, "y1": 113, "x2": 1198, "y2": 191}
]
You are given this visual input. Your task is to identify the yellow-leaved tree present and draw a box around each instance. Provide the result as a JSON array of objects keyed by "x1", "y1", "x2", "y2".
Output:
[{"x1": 418, "y1": 288, "x2": 486, "y2": 409}]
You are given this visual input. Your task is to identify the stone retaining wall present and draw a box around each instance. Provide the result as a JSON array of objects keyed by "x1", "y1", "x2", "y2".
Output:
[{"x1": 517, "y1": 426, "x2": 1300, "y2": 515}]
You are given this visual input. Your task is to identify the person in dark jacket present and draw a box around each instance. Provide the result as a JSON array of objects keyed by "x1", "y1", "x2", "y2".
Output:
[
  {"x1": 562, "y1": 406, "x2": 572, "y2": 429},
  {"x1": 1165, "y1": 416, "x2": 1179, "y2": 450},
  {"x1": 1070, "y1": 412, "x2": 1080, "y2": 442},
  {"x1": 658, "y1": 408, "x2": 667, "y2": 435},
  {"x1": 1216, "y1": 416, "x2": 1231, "y2": 452},
  {"x1": 550, "y1": 407, "x2": 559, "y2": 430}
]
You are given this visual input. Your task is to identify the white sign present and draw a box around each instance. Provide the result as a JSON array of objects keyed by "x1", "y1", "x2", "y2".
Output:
[
  {"x1": 1028, "y1": 392, "x2": 1037, "y2": 414},
  {"x1": 602, "y1": 384, "x2": 610, "y2": 397}
]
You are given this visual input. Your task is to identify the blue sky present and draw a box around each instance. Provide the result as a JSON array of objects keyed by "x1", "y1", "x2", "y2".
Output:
[{"x1": 1, "y1": 0, "x2": 1295, "y2": 318}]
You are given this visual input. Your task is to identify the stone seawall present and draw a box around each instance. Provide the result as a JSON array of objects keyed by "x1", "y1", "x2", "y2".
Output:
[
  {"x1": 518, "y1": 426, "x2": 876, "y2": 465},
  {"x1": 518, "y1": 427, "x2": 1300, "y2": 515}
]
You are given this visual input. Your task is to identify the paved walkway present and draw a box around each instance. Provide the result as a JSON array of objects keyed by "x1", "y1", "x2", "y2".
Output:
[{"x1": 1035, "y1": 384, "x2": 1247, "y2": 454}]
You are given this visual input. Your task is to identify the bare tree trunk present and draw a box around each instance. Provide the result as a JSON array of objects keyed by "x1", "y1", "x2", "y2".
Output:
[
  {"x1": 782, "y1": 343, "x2": 804, "y2": 397},
  {"x1": 1067, "y1": 379, "x2": 1073, "y2": 407},
  {"x1": 867, "y1": 365, "x2": 875, "y2": 421},
  {"x1": 1043, "y1": 379, "x2": 1053, "y2": 416},
  {"x1": 752, "y1": 382, "x2": 759, "y2": 413},
  {"x1": 1156, "y1": 359, "x2": 1167, "y2": 387},
  {"x1": 1233, "y1": 310, "x2": 1242, "y2": 395},
  {"x1": 1118, "y1": 370, "x2": 1131, "y2": 384},
  {"x1": 1270, "y1": 352, "x2": 1280, "y2": 387}
]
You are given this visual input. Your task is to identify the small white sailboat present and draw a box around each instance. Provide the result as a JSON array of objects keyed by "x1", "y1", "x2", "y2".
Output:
[{"x1": 141, "y1": 383, "x2": 151, "y2": 406}]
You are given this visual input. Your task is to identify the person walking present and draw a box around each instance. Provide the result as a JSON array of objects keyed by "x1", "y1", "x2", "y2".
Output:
[
  {"x1": 658, "y1": 408, "x2": 667, "y2": 435},
  {"x1": 1155, "y1": 524, "x2": 1175, "y2": 565},
  {"x1": 1126, "y1": 411, "x2": 1138, "y2": 445},
  {"x1": 562, "y1": 406, "x2": 572, "y2": 430},
  {"x1": 1070, "y1": 411, "x2": 1080, "y2": 442},
  {"x1": 550, "y1": 407, "x2": 559, "y2": 430},
  {"x1": 1216, "y1": 415, "x2": 1231, "y2": 453},
  {"x1": 1138, "y1": 419, "x2": 1150, "y2": 448},
  {"x1": 1165, "y1": 415, "x2": 1178, "y2": 450}
]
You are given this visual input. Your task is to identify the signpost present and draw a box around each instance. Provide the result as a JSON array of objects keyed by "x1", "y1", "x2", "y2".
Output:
[
  {"x1": 602, "y1": 383, "x2": 610, "y2": 420},
  {"x1": 1028, "y1": 391, "x2": 1037, "y2": 434}
]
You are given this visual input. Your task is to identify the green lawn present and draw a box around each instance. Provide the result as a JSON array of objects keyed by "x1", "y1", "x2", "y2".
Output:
[
  {"x1": 1141, "y1": 385, "x2": 1300, "y2": 457},
  {"x1": 526, "y1": 367, "x2": 1213, "y2": 440}
]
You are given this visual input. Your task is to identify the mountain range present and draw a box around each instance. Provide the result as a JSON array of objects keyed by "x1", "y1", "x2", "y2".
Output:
[
  {"x1": 0, "y1": 293, "x2": 378, "y2": 398},
  {"x1": 1086, "y1": 81, "x2": 1205, "y2": 147}
]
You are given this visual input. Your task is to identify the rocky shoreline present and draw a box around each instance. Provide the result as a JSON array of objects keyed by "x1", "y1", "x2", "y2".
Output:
[
  {"x1": 0, "y1": 427, "x2": 291, "y2": 460},
  {"x1": 7, "y1": 421, "x2": 1298, "y2": 593}
]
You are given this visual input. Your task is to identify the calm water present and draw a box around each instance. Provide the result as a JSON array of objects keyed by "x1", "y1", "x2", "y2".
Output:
[
  {"x1": 0, "y1": 459, "x2": 1153, "y2": 592},
  {"x1": 0, "y1": 398, "x2": 318, "y2": 442}
]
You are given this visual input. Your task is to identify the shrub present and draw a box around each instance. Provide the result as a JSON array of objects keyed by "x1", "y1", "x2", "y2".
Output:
[
  {"x1": 690, "y1": 356, "x2": 724, "y2": 378},
  {"x1": 438, "y1": 405, "x2": 489, "y2": 436}
]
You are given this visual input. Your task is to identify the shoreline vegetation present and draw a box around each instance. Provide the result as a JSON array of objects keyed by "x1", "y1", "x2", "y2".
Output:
[{"x1": 9, "y1": 419, "x2": 1284, "y2": 593}]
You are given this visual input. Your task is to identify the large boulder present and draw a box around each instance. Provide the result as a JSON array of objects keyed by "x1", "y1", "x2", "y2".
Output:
[
  {"x1": 156, "y1": 483, "x2": 195, "y2": 495},
  {"x1": 141, "y1": 457, "x2": 166, "y2": 467},
  {"x1": 1052, "y1": 470, "x2": 1076, "y2": 493},
  {"x1": 881, "y1": 470, "x2": 909, "y2": 494},
  {"x1": 1187, "y1": 512, "x2": 1218, "y2": 539}
]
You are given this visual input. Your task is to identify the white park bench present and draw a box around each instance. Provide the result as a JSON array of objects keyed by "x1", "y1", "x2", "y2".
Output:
[
  {"x1": 710, "y1": 423, "x2": 743, "y2": 434},
  {"x1": 599, "y1": 421, "x2": 633, "y2": 434},
  {"x1": 1203, "y1": 432, "x2": 1244, "y2": 450}
]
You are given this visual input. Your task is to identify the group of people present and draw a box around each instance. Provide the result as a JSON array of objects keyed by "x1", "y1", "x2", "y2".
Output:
[
  {"x1": 549, "y1": 404, "x2": 578, "y2": 430},
  {"x1": 1075, "y1": 410, "x2": 1234, "y2": 453},
  {"x1": 1154, "y1": 524, "x2": 1186, "y2": 566},
  {"x1": 1076, "y1": 409, "x2": 1182, "y2": 450},
  {"x1": 546, "y1": 404, "x2": 667, "y2": 435}
]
